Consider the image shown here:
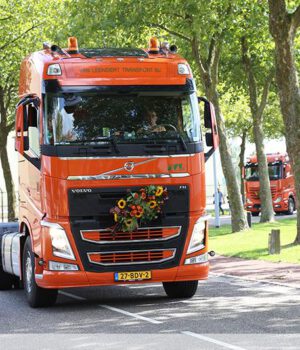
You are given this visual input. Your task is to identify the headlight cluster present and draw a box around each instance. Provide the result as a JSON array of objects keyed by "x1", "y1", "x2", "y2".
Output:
[
  {"x1": 41, "y1": 221, "x2": 75, "y2": 260},
  {"x1": 187, "y1": 218, "x2": 206, "y2": 254},
  {"x1": 274, "y1": 197, "x2": 282, "y2": 203}
]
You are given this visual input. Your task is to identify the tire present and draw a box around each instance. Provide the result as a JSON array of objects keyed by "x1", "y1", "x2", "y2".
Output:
[
  {"x1": 286, "y1": 198, "x2": 295, "y2": 215},
  {"x1": 23, "y1": 236, "x2": 58, "y2": 308},
  {"x1": 163, "y1": 280, "x2": 198, "y2": 298},
  {"x1": 252, "y1": 212, "x2": 259, "y2": 217}
]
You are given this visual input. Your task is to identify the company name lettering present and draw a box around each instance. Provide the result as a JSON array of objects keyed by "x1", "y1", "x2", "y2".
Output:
[{"x1": 80, "y1": 67, "x2": 161, "y2": 73}]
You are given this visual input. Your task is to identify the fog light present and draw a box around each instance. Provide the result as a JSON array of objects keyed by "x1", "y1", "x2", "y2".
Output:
[
  {"x1": 185, "y1": 253, "x2": 208, "y2": 265},
  {"x1": 48, "y1": 261, "x2": 79, "y2": 271}
]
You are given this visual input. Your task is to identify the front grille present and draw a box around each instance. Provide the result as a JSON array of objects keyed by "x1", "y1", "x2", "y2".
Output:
[
  {"x1": 68, "y1": 185, "x2": 189, "y2": 272},
  {"x1": 249, "y1": 189, "x2": 259, "y2": 200},
  {"x1": 249, "y1": 188, "x2": 276, "y2": 200},
  {"x1": 271, "y1": 188, "x2": 276, "y2": 199},
  {"x1": 88, "y1": 249, "x2": 175, "y2": 266},
  {"x1": 81, "y1": 226, "x2": 181, "y2": 244}
]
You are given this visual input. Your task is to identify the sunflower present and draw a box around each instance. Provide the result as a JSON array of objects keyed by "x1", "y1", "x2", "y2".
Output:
[
  {"x1": 117, "y1": 199, "x2": 126, "y2": 209},
  {"x1": 125, "y1": 219, "x2": 133, "y2": 227},
  {"x1": 149, "y1": 200, "x2": 157, "y2": 209},
  {"x1": 155, "y1": 186, "x2": 164, "y2": 196}
]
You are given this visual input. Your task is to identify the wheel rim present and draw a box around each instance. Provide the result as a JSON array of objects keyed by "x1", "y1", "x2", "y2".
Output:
[
  {"x1": 25, "y1": 252, "x2": 33, "y2": 293},
  {"x1": 289, "y1": 200, "x2": 294, "y2": 213}
]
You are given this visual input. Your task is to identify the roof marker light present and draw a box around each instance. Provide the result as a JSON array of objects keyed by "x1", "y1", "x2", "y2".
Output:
[
  {"x1": 148, "y1": 37, "x2": 159, "y2": 54},
  {"x1": 47, "y1": 64, "x2": 62, "y2": 76},
  {"x1": 178, "y1": 63, "x2": 190, "y2": 75},
  {"x1": 68, "y1": 36, "x2": 79, "y2": 53}
]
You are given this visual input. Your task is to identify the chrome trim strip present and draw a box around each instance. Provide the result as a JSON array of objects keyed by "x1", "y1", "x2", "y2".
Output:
[
  {"x1": 60, "y1": 154, "x2": 195, "y2": 160},
  {"x1": 87, "y1": 248, "x2": 176, "y2": 266},
  {"x1": 99, "y1": 158, "x2": 156, "y2": 176},
  {"x1": 80, "y1": 226, "x2": 181, "y2": 244},
  {"x1": 68, "y1": 172, "x2": 190, "y2": 180}
]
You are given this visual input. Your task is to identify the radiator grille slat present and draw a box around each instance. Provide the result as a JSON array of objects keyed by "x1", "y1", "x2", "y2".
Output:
[
  {"x1": 88, "y1": 249, "x2": 175, "y2": 266},
  {"x1": 81, "y1": 226, "x2": 181, "y2": 244}
]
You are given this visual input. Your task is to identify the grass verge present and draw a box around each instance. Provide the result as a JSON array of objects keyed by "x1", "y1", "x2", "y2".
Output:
[{"x1": 209, "y1": 218, "x2": 300, "y2": 264}]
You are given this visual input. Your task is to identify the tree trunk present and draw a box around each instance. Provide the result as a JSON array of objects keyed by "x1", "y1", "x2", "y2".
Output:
[
  {"x1": 253, "y1": 119, "x2": 275, "y2": 222},
  {"x1": 239, "y1": 130, "x2": 247, "y2": 203},
  {"x1": 206, "y1": 88, "x2": 248, "y2": 232},
  {"x1": 269, "y1": 0, "x2": 300, "y2": 243},
  {"x1": 190, "y1": 34, "x2": 248, "y2": 232},
  {"x1": 0, "y1": 133, "x2": 16, "y2": 221},
  {"x1": 241, "y1": 36, "x2": 274, "y2": 223}
]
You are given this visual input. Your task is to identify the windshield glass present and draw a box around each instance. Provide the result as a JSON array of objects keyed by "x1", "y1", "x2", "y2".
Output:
[
  {"x1": 245, "y1": 164, "x2": 282, "y2": 181},
  {"x1": 44, "y1": 93, "x2": 201, "y2": 145}
]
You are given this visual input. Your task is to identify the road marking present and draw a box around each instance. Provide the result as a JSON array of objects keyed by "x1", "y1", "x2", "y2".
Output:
[
  {"x1": 101, "y1": 304, "x2": 162, "y2": 324},
  {"x1": 59, "y1": 291, "x2": 87, "y2": 301},
  {"x1": 210, "y1": 272, "x2": 300, "y2": 290},
  {"x1": 59, "y1": 291, "x2": 162, "y2": 324},
  {"x1": 182, "y1": 331, "x2": 247, "y2": 350}
]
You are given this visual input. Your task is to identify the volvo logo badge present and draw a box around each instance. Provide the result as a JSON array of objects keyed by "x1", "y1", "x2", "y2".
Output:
[{"x1": 124, "y1": 162, "x2": 135, "y2": 172}]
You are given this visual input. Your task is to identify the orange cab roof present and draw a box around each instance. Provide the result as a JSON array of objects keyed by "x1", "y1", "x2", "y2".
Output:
[{"x1": 19, "y1": 39, "x2": 193, "y2": 97}]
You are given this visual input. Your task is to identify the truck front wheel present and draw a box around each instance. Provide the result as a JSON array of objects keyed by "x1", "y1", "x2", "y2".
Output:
[
  {"x1": 163, "y1": 280, "x2": 198, "y2": 298},
  {"x1": 286, "y1": 198, "x2": 295, "y2": 215},
  {"x1": 23, "y1": 237, "x2": 58, "y2": 308}
]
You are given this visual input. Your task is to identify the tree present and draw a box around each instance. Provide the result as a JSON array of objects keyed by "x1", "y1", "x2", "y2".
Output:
[
  {"x1": 222, "y1": 91, "x2": 252, "y2": 201},
  {"x1": 68, "y1": 0, "x2": 249, "y2": 232},
  {"x1": 268, "y1": 0, "x2": 300, "y2": 243},
  {"x1": 241, "y1": 36, "x2": 275, "y2": 223},
  {"x1": 0, "y1": 0, "x2": 68, "y2": 220}
]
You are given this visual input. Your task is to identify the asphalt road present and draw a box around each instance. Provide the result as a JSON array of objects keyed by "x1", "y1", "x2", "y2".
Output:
[{"x1": 1, "y1": 275, "x2": 299, "y2": 349}]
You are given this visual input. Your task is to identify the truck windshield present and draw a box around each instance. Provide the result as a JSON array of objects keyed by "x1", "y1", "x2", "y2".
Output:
[
  {"x1": 44, "y1": 93, "x2": 201, "y2": 145},
  {"x1": 245, "y1": 164, "x2": 282, "y2": 181}
]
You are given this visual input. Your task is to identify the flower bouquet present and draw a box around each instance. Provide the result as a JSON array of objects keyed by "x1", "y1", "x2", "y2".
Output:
[{"x1": 110, "y1": 185, "x2": 168, "y2": 232}]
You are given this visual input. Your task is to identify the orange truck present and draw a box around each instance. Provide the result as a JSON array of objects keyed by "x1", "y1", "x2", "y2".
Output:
[
  {"x1": 244, "y1": 153, "x2": 296, "y2": 216},
  {"x1": 0, "y1": 37, "x2": 218, "y2": 307}
]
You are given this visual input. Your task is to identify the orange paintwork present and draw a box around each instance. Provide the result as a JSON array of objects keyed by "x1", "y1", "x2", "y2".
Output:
[
  {"x1": 17, "y1": 38, "x2": 210, "y2": 290},
  {"x1": 244, "y1": 153, "x2": 296, "y2": 214}
]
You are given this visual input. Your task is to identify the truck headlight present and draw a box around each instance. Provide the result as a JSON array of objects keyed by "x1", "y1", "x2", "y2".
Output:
[
  {"x1": 246, "y1": 198, "x2": 252, "y2": 203},
  {"x1": 274, "y1": 197, "x2": 282, "y2": 203},
  {"x1": 187, "y1": 218, "x2": 206, "y2": 254},
  {"x1": 41, "y1": 221, "x2": 75, "y2": 260}
]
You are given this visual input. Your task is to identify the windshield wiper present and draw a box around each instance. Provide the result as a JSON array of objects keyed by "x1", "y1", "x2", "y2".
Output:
[{"x1": 58, "y1": 137, "x2": 120, "y2": 153}]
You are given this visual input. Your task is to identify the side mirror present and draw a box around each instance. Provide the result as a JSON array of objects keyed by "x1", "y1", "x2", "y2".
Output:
[
  {"x1": 15, "y1": 105, "x2": 25, "y2": 154},
  {"x1": 198, "y1": 97, "x2": 219, "y2": 161},
  {"x1": 15, "y1": 104, "x2": 29, "y2": 154}
]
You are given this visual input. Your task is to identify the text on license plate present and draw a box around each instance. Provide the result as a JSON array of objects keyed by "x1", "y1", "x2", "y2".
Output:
[{"x1": 114, "y1": 271, "x2": 152, "y2": 281}]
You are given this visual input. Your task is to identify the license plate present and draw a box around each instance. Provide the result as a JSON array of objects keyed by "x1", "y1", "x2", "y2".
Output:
[{"x1": 114, "y1": 271, "x2": 152, "y2": 282}]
